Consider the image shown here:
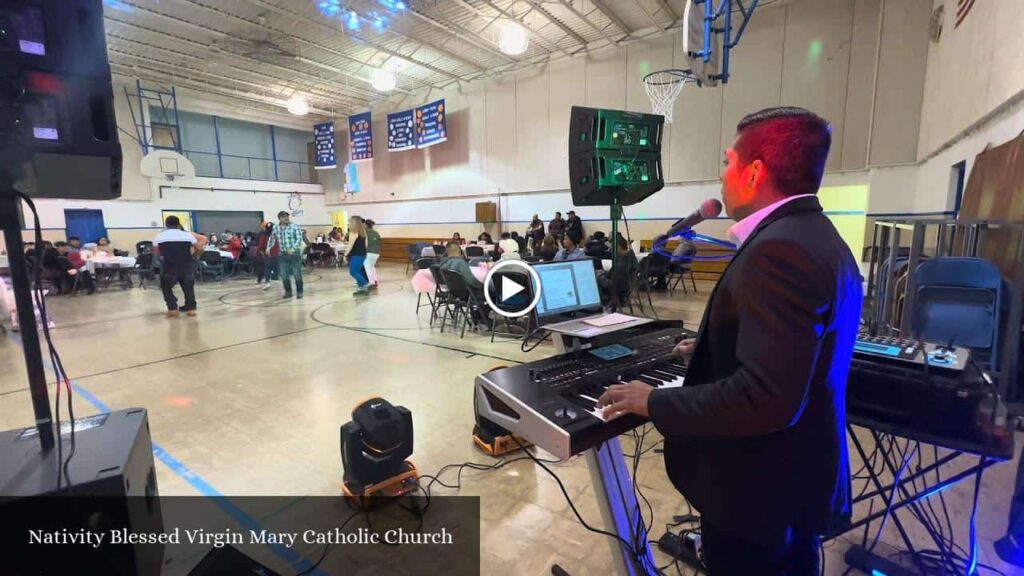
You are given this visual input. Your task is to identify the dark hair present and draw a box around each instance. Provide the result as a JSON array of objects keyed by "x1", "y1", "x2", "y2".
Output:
[
  {"x1": 511, "y1": 231, "x2": 519, "y2": 238},
  {"x1": 500, "y1": 232, "x2": 511, "y2": 239},
  {"x1": 278, "y1": 210, "x2": 289, "y2": 218},
  {"x1": 54, "y1": 241, "x2": 68, "y2": 248},
  {"x1": 734, "y1": 107, "x2": 831, "y2": 197},
  {"x1": 165, "y1": 215, "x2": 180, "y2": 228},
  {"x1": 365, "y1": 219, "x2": 375, "y2": 228},
  {"x1": 565, "y1": 232, "x2": 581, "y2": 246},
  {"x1": 592, "y1": 231, "x2": 606, "y2": 240},
  {"x1": 68, "y1": 236, "x2": 80, "y2": 242}
]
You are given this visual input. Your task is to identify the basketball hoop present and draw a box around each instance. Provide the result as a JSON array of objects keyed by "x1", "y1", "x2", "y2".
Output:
[{"x1": 643, "y1": 69, "x2": 697, "y2": 124}]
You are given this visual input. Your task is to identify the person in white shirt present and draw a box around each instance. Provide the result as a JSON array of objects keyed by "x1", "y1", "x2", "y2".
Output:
[{"x1": 498, "y1": 232, "x2": 519, "y2": 256}]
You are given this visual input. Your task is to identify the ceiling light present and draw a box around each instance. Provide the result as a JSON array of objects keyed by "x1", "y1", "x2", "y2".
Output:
[
  {"x1": 370, "y1": 68, "x2": 396, "y2": 92},
  {"x1": 286, "y1": 96, "x2": 310, "y2": 116},
  {"x1": 498, "y1": 22, "x2": 529, "y2": 56}
]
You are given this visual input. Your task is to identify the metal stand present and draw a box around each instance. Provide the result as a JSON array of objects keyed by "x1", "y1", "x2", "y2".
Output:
[
  {"x1": 0, "y1": 183, "x2": 55, "y2": 451},
  {"x1": 585, "y1": 438, "x2": 657, "y2": 576},
  {"x1": 610, "y1": 198, "x2": 622, "y2": 312},
  {"x1": 830, "y1": 422, "x2": 1009, "y2": 574}
]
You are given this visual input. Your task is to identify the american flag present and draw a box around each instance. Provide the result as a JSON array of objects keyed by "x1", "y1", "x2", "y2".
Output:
[{"x1": 955, "y1": 0, "x2": 976, "y2": 28}]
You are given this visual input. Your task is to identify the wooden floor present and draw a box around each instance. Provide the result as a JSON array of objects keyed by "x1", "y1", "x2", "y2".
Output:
[{"x1": 0, "y1": 262, "x2": 1019, "y2": 575}]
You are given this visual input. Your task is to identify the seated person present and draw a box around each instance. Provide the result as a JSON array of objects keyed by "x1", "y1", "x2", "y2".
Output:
[
  {"x1": 498, "y1": 232, "x2": 519, "y2": 256},
  {"x1": 228, "y1": 235, "x2": 244, "y2": 259},
  {"x1": 584, "y1": 231, "x2": 611, "y2": 259},
  {"x1": 96, "y1": 237, "x2": 116, "y2": 255},
  {"x1": 511, "y1": 231, "x2": 527, "y2": 253},
  {"x1": 43, "y1": 241, "x2": 95, "y2": 295},
  {"x1": 477, "y1": 231, "x2": 493, "y2": 244},
  {"x1": 439, "y1": 243, "x2": 492, "y2": 328},
  {"x1": 67, "y1": 236, "x2": 83, "y2": 253},
  {"x1": 452, "y1": 232, "x2": 465, "y2": 245},
  {"x1": 649, "y1": 234, "x2": 696, "y2": 289},
  {"x1": 537, "y1": 234, "x2": 559, "y2": 261},
  {"x1": 597, "y1": 235, "x2": 638, "y2": 305},
  {"x1": 554, "y1": 233, "x2": 585, "y2": 261}
]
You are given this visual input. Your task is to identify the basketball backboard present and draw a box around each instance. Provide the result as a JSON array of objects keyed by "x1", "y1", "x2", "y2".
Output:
[{"x1": 681, "y1": 0, "x2": 762, "y2": 86}]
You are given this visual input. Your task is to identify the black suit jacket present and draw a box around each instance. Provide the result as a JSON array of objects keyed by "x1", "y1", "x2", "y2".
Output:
[{"x1": 648, "y1": 195, "x2": 863, "y2": 546}]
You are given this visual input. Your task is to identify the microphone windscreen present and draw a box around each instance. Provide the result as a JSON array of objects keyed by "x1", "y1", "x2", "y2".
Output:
[{"x1": 700, "y1": 198, "x2": 723, "y2": 219}]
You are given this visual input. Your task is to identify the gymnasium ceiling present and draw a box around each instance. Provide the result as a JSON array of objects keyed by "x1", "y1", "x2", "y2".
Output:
[{"x1": 103, "y1": 0, "x2": 693, "y2": 119}]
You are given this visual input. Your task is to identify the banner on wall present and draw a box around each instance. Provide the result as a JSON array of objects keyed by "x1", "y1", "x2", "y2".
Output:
[
  {"x1": 387, "y1": 109, "x2": 415, "y2": 151},
  {"x1": 313, "y1": 122, "x2": 336, "y2": 169},
  {"x1": 348, "y1": 112, "x2": 373, "y2": 162},
  {"x1": 415, "y1": 99, "x2": 447, "y2": 148}
]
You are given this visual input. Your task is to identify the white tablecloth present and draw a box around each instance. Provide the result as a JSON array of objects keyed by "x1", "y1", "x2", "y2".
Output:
[
  {"x1": 0, "y1": 254, "x2": 8, "y2": 270},
  {"x1": 84, "y1": 256, "x2": 136, "y2": 274},
  {"x1": 412, "y1": 265, "x2": 489, "y2": 294}
]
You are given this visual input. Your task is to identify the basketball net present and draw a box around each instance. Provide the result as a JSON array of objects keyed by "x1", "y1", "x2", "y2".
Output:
[{"x1": 643, "y1": 70, "x2": 697, "y2": 124}]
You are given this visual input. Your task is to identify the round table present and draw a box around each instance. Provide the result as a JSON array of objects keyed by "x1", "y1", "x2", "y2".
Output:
[
  {"x1": 83, "y1": 255, "x2": 136, "y2": 274},
  {"x1": 411, "y1": 265, "x2": 488, "y2": 294}
]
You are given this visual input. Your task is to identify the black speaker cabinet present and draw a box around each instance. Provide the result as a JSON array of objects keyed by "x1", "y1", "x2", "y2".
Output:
[
  {"x1": 0, "y1": 408, "x2": 164, "y2": 576},
  {"x1": 1, "y1": 0, "x2": 122, "y2": 199}
]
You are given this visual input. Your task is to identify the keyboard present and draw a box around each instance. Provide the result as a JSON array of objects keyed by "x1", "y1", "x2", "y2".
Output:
[{"x1": 474, "y1": 322, "x2": 691, "y2": 460}]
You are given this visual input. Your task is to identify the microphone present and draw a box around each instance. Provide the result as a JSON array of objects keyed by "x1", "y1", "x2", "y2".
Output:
[{"x1": 666, "y1": 198, "x2": 722, "y2": 237}]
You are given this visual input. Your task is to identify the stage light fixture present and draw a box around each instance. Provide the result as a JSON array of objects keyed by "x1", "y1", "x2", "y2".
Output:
[
  {"x1": 498, "y1": 22, "x2": 529, "y2": 55},
  {"x1": 370, "y1": 68, "x2": 396, "y2": 92},
  {"x1": 286, "y1": 95, "x2": 310, "y2": 116}
]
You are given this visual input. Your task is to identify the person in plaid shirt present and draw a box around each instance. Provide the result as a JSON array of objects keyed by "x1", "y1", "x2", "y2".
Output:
[{"x1": 267, "y1": 210, "x2": 305, "y2": 299}]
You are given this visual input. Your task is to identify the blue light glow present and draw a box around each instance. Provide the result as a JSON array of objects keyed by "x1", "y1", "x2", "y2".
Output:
[
  {"x1": 871, "y1": 570, "x2": 888, "y2": 576},
  {"x1": 378, "y1": 0, "x2": 407, "y2": 10},
  {"x1": 317, "y1": 0, "x2": 341, "y2": 17},
  {"x1": 346, "y1": 10, "x2": 360, "y2": 31},
  {"x1": 371, "y1": 12, "x2": 387, "y2": 33},
  {"x1": 103, "y1": 0, "x2": 134, "y2": 11}
]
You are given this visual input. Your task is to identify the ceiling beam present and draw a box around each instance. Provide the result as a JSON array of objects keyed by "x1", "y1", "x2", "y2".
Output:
[
  {"x1": 406, "y1": 7, "x2": 518, "y2": 65},
  {"x1": 634, "y1": 0, "x2": 668, "y2": 32},
  {"x1": 474, "y1": 0, "x2": 575, "y2": 58},
  {"x1": 589, "y1": 0, "x2": 633, "y2": 36},
  {"x1": 557, "y1": 0, "x2": 621, "y2": 45},
  {"x1": 104, "y1": 19, "x2": 386, "y2": 102},
  {"x1": 655, "y1": 0, "x2": 680, "y2": 21},
  {"x1": 105, "y1": 35, "x2": 365, "y2": 108},
  {"x1": 520, "y1": 0, "x2": 589, "y2": 47},
  {"x1": 231, "y1": 0, "x2": 464, "y2": 82},
  {"x1": 115, "y1": 0, "x2": 429, "y2": 92},
  {"x1": 110, "y1": 62, "x2": 337, "y2": 118}
]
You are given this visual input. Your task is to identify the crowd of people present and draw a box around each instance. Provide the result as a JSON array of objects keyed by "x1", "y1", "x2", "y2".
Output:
[
  {"x1": 152, "y1": 211, "x2": 385, "y2": 316},
  {"x1": 23, "y1": 235, "x2": 132, "y2": 296}
]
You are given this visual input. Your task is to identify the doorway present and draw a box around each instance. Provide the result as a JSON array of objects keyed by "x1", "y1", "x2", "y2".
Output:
[{"x1": 64, "y1": 209, "x2": 107, "y2": 243}]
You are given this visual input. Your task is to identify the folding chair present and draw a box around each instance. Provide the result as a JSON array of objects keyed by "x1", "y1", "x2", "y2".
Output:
[
  {"x1": 440, "y1": 269, "x2": 484, "y2": 339},
  {"x1": 415, "y1": 258, "x2": 436, "y2": 314},
  {"x1": 911, "y1": 257, "x2": 1003, "y2": 370}
]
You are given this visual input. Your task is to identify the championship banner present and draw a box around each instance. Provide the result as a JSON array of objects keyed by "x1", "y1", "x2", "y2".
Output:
[
  {"x1": 387, "y1": 109, "x2": 415, "y2": 151},
  {"x1": 313, "y1": 122, "x2": 336, "y2": 169},
  {"x1": 415, "y1": 99, "x2": 447, "y2": 148},
  {"x1": 348, "y1": 112, "x2": 373, "y2": 162}
]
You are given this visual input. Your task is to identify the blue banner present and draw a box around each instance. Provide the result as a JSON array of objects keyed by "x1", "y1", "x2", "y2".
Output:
[
  {"x1": 313, "y1": 122, "x2": 336, "y2": 169},
  {"x1": 387, "y1": 109, "x2": 415, "y2": 151},
  {"x1": 348, "y1": 112, "x2": 373, "y2": 162},
  {"x1": 416, "y1": 99, "x2": 447, "y2": 148}
]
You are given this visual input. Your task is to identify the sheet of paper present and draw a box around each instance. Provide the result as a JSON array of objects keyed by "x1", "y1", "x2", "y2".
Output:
[{"x1": 582, "y1": 313, "x2": 637, "y2": 327}]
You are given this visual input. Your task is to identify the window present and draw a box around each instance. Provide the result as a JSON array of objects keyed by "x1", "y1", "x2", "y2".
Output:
[
  {"x1": 146, "y1": 107, "x2": 316, "y2": 183},
  {"x1": 950, "y1": 160, "x2": 966, "y2": 216}
]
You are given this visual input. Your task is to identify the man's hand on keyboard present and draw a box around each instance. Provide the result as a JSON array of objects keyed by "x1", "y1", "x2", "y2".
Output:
[
  {"x1": 596, "y1": 380, "x2": 652, "y2": 419},
  {"x1": 673, "y1": 337, "x2": 696, "y2": 364}
]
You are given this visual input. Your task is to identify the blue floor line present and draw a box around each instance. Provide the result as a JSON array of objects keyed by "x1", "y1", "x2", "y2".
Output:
[{"x1": 9, "y1": 336, "x2": 325, "y2": 576}]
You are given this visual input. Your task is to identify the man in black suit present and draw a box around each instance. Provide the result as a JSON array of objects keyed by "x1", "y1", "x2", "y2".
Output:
[{"x1": 598, "y1": 107, "x2": 863, "y2": 575}]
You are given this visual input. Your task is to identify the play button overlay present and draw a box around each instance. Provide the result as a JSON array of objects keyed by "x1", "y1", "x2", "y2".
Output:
[
  {"x1": 501, "y1": 275, "x2": 525, "y2": 301},
  {"x1": 483, "y1": 260, "x2": 542, "y2": 318}
]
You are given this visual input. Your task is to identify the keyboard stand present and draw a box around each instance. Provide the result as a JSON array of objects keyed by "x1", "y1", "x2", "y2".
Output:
[
  {"x1": 586, "y1": 438, "x2": 658, "y2": 576},
  {"x1": 547, "y1": 317, "x2": 658, "y2": 575}
]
